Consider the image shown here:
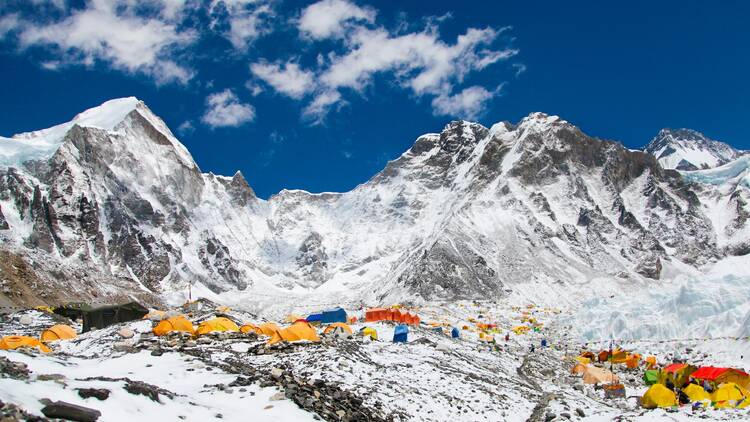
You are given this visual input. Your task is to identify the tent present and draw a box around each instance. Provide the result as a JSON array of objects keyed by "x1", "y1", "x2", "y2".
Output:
[
  {"x1": 610, "y1": 349, "x2": 627, "y2": 363},
  {"x1": 153, "y1": 315, "x2": 194, "y2": 336},
  {"x1": 576, "y1": 356, "x2": 591, "y2": 365},
  {"x1": 360, "y1": 327, "x2": 377, "y2": 341},
  {"x1": 641, "y1": 384, "x2": 677, "y2": 409},
  {"x1": 40, "y1": 325, "x2": 77, "y2": 342},
  {"x1": 54, "y1": 302, "x2": 149, "y2": 332},
  {"x1": 643, "y1": 370, "x2": 660, "y2": 385},
  {"x1": 711, "y1": 382, "x2": 747, "y2": 408},
  {"x1": 625, "y1": 354, "x2": 640, "y2": 369},
  {"x1": 323, "y1": 322, "x2": 353, "y2": 336},
  {"x1": 240, "y1": 323, "x2": 259, "y2": 334},
  {"x1": 690, "y1": 367, "x2": 750, "y2": 389},
  {"x1": 306, "y1": 313, "x2": 323, "y2": 323},
  {"x1": 597, "y1": 350, "x2": 610, "y2": 362},
  {"x1": 645, "y1": 355, "x2": 657, "y2": 369},
  {"x1": 195, "y1": 317, "x2": 239, "y2": 336},
  {"x1": 451, "y1": 327, "x2": 460, "y2": 338},
  {"x1": 662, "y1": 363, "x2": 697, "y2": 388},
  {"x1": 580, "y1": 351, "x2": 595, "y2": 360},
  {"x1": 267, "y1": 321, "x2": 320, "y2": 345},
  {"x1": 393, "y1": 325, "x2": 408, "y2": 343},
  {"x1": 321, "y1": 308, "x2": 347, "y2": 324},
  {"x1": 0, "y1": 336, "x2": 51, "y2": 353},
  {"x1": 431, "y1": 327, "x2": 444, "y2": 334},
  {"x1": 583, "y1": 366, "x2": 619, "y2": 385},
  {"x1": 682, "y1": 383, "x2": 711, "y2": 405},
  {"x1": 256, "y1": 323, "x2": 281, "y2": 337},
  {"x1": 571, "y1": 363, "x2": 587, "y2": 375},
  {"x1": 365, "y1": 308, "x2": 388, "y2": 322}
]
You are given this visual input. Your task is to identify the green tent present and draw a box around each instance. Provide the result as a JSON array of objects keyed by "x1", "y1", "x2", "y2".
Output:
[
  {"x1": 644, "y1": 370, "x2": 660, "y2": 385},
  {"x1": 54, "y1": 302, "x2": 148, "y2": 332}
]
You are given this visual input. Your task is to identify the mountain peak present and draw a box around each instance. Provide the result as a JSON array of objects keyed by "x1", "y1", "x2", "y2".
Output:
[{"x1": 645, "y1": 128, "x2": 744, "y2": 170}]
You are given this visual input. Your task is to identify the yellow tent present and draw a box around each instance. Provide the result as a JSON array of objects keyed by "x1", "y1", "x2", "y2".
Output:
[
  {"x1": 323, "y1": 322, "x2": 353, "y2": 335},
  {"x1": 0, "y1": 336, "x2": 51, "y2": 353},
  {"x1": 583, "y1": 366, "x2": 619, "y2": 385},
  {"x1": 610, "y1": 349, "x2": 628, "y2": 364},
  {"x1": 512, "y1": 326, "x2": 530, "y2": 335},
  {"x1": 712, "y1": 383, "x2": 747, "y2": 408},
  {"x1": 268, "y1": 321, "x2": 320, "y2": 345},
  {"x1": 575, "y1": 356, "x2": 591, "y2": 365},
  {"x1": 240, "y1": 323, "x2": 260, "y2": 334},
  {"x1": 571, "y1": 363, "x2": 587, "y2": 375},
  {"x1": 641, "y1": 384, "x2": 677, "y2": 409},
  {"x1": 256, "y1": 322, "x2": 281, "y2": 336},
  {"x1": 682, "y1": 383, "x2": 711, "y2": 405},
  {"x1": 195, "y1": 317, "x2": 240, "y2": 336},
  {"x1": 153, "y1": 315, "x2": 194, "y2": 336},
  {"x1": 360, "y1": 327, "x2": 377, "y2": 340},
  {"x1": 40, "y1": 325, "x2": 77, "y2": 342}
]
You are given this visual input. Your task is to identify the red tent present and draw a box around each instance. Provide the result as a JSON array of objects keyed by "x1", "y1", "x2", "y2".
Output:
[
  {"x1": 690, "y1": 366, "x2": 748, "y2": 381},
  {"x1": 664, "y1": 363, "x2": 688, "y2": 373},
  {"x1": 365, "y1": 308, "x2": 387, "y2": 322}
]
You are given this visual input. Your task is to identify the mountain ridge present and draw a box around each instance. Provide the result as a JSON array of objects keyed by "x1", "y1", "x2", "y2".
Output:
[{"x1": 0, "y1": 98, "x2": 748, "y2": 308}]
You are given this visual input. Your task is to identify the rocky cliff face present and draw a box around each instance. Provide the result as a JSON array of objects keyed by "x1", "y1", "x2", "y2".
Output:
[{"x1": 0, "y1": 99, "x2": 745, "y2": 305}]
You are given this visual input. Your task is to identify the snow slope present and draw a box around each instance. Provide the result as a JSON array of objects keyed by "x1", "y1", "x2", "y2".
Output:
[{"x1": 645, "y1": 128, "x2": 745, "y2": 170}]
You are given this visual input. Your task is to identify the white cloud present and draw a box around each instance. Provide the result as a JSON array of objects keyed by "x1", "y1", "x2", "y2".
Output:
[
  {"x1": 209, "y1": 0, "x2": 273, "y2": 50},
  {"x1": 202, "y1": 89, "x2": 255, "y2": 128},
  {"x1": 513, "y1": 63, "x2": 527, "y2": 77},
  {"x1": 14, "y1": 0, "x2": 196, "y2": 84},
  {"x1": 0, "y1": 13, "x2": 20, "y2": 38},
  {"x1": 298, "y1": 0, "x2": 375, "y2": 40},
  {"x1": 431, "y1": 85, "x2": 502, "y2": 120},
  {"x1": 302, "y1": 90, "x2": 342, "y2": 123},
  {"x1": 250, "y1": 60, "x2": 315, "y2": 99},
  {"x1": 177, "y1": 120, "x2": 195, "y2": 136}
]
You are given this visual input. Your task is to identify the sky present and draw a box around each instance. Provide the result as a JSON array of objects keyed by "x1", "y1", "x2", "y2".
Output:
[{"x1": 0, "y1": 0, "x2": 748, "y2": 198}]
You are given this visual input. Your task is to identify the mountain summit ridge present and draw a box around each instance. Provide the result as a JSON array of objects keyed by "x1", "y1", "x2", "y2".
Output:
[{"x1": 0, "y1": 98, "x2": 748, "y2": 306}]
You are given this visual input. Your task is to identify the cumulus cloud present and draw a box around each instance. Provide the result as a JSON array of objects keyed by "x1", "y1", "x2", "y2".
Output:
[
  {"x1": 302, "y1": 90, "x2": 343, "y2": 124},
  {"x1": 0, "y1": 13, "x2": 20, "y2": 38},
  {"x1": 12, "y1": 0, "x2": 196, "y2": 84},
  {"x1": 431, "y1": 85, "x2": 502, "y2": 120},
  {"x1": 298, "y1": 0, "x2": 375, "y2": 40},
  {"x1": 250, "y1": 60, "x2": 315, "y2": 99},
  {"x1": 177, "y1": 120, "x2": 195, "y2": 136},
  {"x1": 209, "y1": 0, "x2": 274, "y2": 50},
  {"x1": 202, "y1": 89, "x2": 255, "y2": 128}
]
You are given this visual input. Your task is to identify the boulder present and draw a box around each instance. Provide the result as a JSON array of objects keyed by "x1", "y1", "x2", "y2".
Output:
[
  {"x1": 117, "y1": 328, "x2": 135, "y2": 339},
  {"x1": 41, "y1": 401, "x2": 101, "y2": 422}
]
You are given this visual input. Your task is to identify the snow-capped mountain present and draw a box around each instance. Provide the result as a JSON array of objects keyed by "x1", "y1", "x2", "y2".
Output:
[
  {"x1": 0, "y1": 99, "x2": 746, "y2": 306},
  {"x1": 644, "y1": 128, "x2": 745, "y2": 170}
]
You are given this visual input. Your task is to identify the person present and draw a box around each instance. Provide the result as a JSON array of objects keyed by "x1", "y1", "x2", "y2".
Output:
[
  {"x1": 530, "y1": 344, "x2": 535, "y2": 353},
  {"x1": 541, "y1": 339, "x2": 548, "y2": 348},
  {"x1": 505, "y1": 333, "x2": 510, "y2": 342}
]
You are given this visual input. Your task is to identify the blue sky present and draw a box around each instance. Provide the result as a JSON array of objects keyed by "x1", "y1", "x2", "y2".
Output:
[{"x1": 1, "y1": 0, "x2": 748, "y2": 198}]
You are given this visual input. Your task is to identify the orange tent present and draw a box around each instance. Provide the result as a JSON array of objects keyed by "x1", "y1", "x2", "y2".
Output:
[
  {"x1": 365, "y1": 308, "x2": 388, "y2": 322},
  {"x1": 626, "y1": 354, "x2": 640, "y2": 369},
  {"x1": 0, "y1": 336, "x2": 51, "y2": 353},
  {"x1": 323, "y1": 322, "x2": 353, "y2": 335},
  {"x1": 40, "y1": 325, "x2": 77, "y2": 342},
  {"x1": 153, "y1": 315, "x2": 194, "y2": 336},
  {"x1": 268, "y1": 321, "x2": 320, "y2": 345},
  {"x1": 598, "y1": 350, "x2": 610, "y2": 362},
  {"x1": 645, "y1": 356, "x2": 657, "y2": 369},
  {"x1": 240, "y1": 323, "x2": 260, "y2": 334},
  {"x1": 195, "y1": 317, "x2": 239, "y2": 336}
]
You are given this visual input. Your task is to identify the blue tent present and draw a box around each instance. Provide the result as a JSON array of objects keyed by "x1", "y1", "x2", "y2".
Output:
[
  {"x1": 451, "y1": 327, "x2": 460, "y2": 338},
  {"x1": 306, "y1": 313, "x2": 322, "y2": 323},
  {"x1": 321, "y1": 307, "x2": 347, "y2": 324},
  {"x1": 431, "y1": 327, "x2": 443, "y2": 334},
  {"x1": 541, "y1": 339, "x2": 548, "y2": 348},
  {"x1": 393, "y1": 325, "x2": 408, "y2": 343}
]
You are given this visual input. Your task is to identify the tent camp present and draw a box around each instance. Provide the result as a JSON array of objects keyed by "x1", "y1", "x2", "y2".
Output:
[
  {"x1": 55, "y1": 302, "x2": 149, "y2": 332},
  {"x1": 40, "y1": 325, "x2": 77, "y2": 342},
  {"x1": 0, "y1": 336, "x2": 51, "y2": 353},
  {"x1": 195, "y1": 317, "x2": 239, "y2": 336},
  {"x1": 582, "y1": 366, "x2": 619, "y2": 385},
  {"x1": 321, "y1": 308, "x2": 347, "y2": 324},
  {"x1": 153, "y1": 316, "x2": 194, "y2": 336},
  {"x1": 393, "y1": 325, "x2": 408, "y2": 343},
  {"x1": 641, "y1": 384, "x2": 677, "y2": 409},
  {"x1": 323, "y1": 322, "x2": 353, "y2": 337},
  {"x1": 360, "y1": 327, "x2": 377, "y2": 340},
  {"x1": 690, "y1": 366, "x2": 750, "y2": 389},
  {"x1": 268, "y1": 321, "x2": 320, "y2": 345},
  {"x1": 662, "y1": 363, "x2": 697, "y2": 388}
]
